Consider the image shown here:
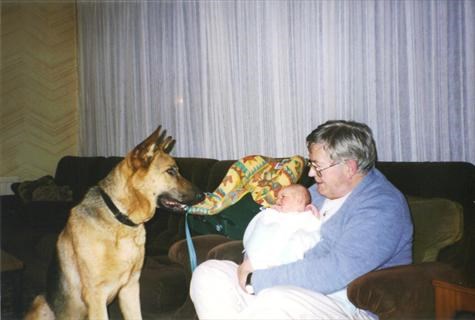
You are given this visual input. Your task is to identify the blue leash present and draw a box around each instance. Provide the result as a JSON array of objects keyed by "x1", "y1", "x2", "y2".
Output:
[{"x1": 185, "y1": 208, "x2": 198, "y2": 272}]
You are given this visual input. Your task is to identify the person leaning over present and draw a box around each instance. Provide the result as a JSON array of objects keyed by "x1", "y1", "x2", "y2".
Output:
[{"x1": 190, "y1": 120, "x2": 413, "y2": 319}]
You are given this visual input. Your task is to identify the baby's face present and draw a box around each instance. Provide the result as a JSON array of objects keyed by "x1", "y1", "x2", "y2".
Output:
[{"x1": 273, "y1": 187, "x2": 306, "y2": 212}]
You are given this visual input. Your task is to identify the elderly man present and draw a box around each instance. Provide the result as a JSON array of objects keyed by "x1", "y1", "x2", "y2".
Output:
[{"x1": 190, "y1": 120, "x2": 413, "y2": 319}]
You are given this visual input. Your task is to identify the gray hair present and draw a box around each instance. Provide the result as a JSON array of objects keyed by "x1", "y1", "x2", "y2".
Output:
[{"x1": 306, "y1": 120, "x2": 377, "y2": 173}]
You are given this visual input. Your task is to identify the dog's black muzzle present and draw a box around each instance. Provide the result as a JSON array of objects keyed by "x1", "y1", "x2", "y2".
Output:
[{"x1": 157, "y1": 187, "x2": 204, "y2": 212}]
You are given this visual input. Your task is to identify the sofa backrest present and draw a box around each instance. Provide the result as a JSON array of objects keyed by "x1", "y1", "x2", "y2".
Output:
[
  {"x1": 54, "y1": 156, "x2": 123, "y2": 202},
  {"x1": 202, "y1": 160, "x2": 474, "y2": 210},
  {"x1": 55, "y1": 157, "x2": 474, "y2": 233},
  {"x1": 376, "y1": 162, "x2": 474, "y2": 214},
  {"x1": 174, "y1": 157, "x2": 219, "y2": 192}
]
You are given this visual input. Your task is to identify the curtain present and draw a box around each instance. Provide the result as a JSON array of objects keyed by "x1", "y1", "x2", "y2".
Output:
[{"x1": 77, "y1": 0, "x2": 475, "y2": 164}]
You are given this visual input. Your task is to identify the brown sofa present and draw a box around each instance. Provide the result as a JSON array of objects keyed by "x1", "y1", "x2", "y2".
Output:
[
  {"x1": 2, "y1": 156, "x2": 474, "y2": 319},
  {"x1": 168, "y1": 161, "x2": 475, "y2": 319}
]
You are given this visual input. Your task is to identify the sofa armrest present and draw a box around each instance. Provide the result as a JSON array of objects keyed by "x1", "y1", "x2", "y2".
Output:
[
  {"x1": 168, "y1": 234, "x2": 231, "y2": 273},
  {"x1": 347, "y1": 262, "x2": 466, "y2": 319},
  {"x1": 207, "y1": 240, "x2": 244, "y2": 264}
]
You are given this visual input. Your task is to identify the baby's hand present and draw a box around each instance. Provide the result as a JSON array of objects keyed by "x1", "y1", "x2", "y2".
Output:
[{"x1": 305, "y1": 204, "x2": 320, "y2": 218}]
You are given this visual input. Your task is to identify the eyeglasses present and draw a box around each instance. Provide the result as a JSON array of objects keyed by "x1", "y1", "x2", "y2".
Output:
[{"x1": 306, "y1": 160, "x2": 342, "y2": 178}]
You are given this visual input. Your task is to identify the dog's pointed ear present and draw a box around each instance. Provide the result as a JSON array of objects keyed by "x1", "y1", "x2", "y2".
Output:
[
  {"x1": 157, "y1": 136, "x2": 176, "y2": 154},
  {"x1": 153, "y1": 128, "x2": 176, "y2": 154},
  {"x1": 129, "y1": 125, "x2": 175, "y2": 170}
]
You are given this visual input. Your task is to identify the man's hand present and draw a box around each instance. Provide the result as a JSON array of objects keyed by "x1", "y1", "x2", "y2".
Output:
[{"x1": 237, "y1": 257, "x2": 254, "y2": 292}]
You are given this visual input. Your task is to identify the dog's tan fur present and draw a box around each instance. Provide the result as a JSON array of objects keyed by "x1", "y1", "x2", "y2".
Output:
[{"x1": 25, "y1": 126, "x2": 202, "y2": 320}]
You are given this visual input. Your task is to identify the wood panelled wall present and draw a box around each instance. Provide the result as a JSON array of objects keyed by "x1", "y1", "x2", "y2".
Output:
[{"x1": 1, "y1": 1, "x2": 79, "y2": 182}]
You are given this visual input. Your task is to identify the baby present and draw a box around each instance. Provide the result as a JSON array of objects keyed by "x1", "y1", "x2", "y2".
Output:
[{"x1": 243, "y1": 184, "x2": 321, "y2": 270}]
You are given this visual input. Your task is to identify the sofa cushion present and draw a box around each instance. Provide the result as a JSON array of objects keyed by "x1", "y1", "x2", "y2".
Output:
[
  {"x1": 408, "y1": 197, "x2": 463, "y2": 263},
  {"x1": 54, "y1": 156, "x2": 121, "y2": 201},
  {"x1": 207, "y1": 240, "x2": 244, "y2": 263},
  {"x1": 168, "y1": 234, "x2": 231, "y2": 273},
  {"x1": 175, "y1": 157, "x2": 219, "y2": 191},
  {"x1": 138, "y1": 258, "x2": 188, "y2": 313}
]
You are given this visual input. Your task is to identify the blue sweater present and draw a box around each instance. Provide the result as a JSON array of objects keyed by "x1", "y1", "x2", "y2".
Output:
[{"x1": 252, "y1": 168, "x2": 413, "y2": 294}]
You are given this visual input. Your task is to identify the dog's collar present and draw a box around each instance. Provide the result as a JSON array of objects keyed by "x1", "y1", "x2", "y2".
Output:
[{"x1": 98, "y1": 187, "x2": 139, "y2": 227}]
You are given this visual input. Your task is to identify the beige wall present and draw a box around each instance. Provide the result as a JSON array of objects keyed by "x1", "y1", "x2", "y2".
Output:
[{"x1": 1, "y1": 1, "x2": 79, "y2": 183}]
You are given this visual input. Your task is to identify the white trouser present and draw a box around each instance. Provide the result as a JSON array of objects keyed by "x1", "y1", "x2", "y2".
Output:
[{"x1": 190, "y1": 260, "x2": 376, "y2": 320}]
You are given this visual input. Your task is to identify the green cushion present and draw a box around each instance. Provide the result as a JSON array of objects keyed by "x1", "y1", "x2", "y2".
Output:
[
  {"x1": 407, "y1": 197, "x2": 463, "y2": 263},
  {"x1": 188, "y1": 193, "x2": 262, "y2": 240}
]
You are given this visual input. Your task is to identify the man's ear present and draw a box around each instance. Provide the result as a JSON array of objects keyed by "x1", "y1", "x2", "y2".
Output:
[{"x1": 345, "y1": 159, "x2": 359, "y2": 177}]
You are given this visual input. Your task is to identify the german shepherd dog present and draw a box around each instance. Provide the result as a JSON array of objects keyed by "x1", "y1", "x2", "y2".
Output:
[{"x1": 25, "y1": 126, "x2": 203, "y2": 320}]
